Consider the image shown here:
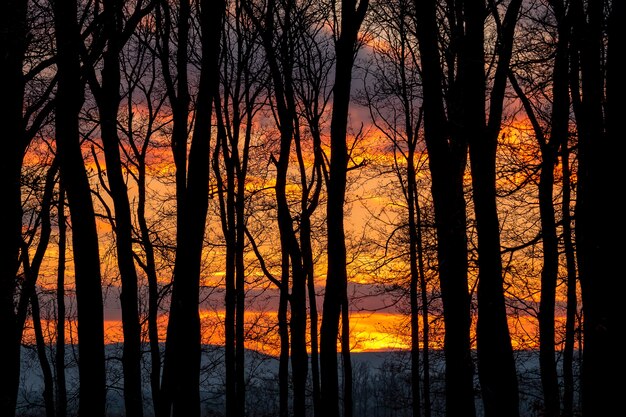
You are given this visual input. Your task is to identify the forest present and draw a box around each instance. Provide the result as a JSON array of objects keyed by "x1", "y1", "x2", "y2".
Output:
[{"x1": 0, "y1": 0, "x2": 622, "y2": 416}]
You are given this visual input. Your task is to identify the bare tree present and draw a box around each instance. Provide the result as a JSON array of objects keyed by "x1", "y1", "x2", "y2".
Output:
[
  {"x1": 157, "y1": 0, "x2": 225, "y2": 416},
  {"x1": 413, "y1": 0, "x2": 476, "y2": 415},
  {"x1": 56, "y1": 186, "x2": 68, "y2": 417},
  {"x1": 1, "y1": 1, "x2": 56, "y2": 414},
  {"x1": 462, "y1": 1, "x2": 522, "y2": 415},
  {"x1": 0, "y1": 2, "x2": 29, "y2": 414},
  {"x1": 53, "y1": 0, "x2": 107, "y2": 414},
  {"x1": 320, "y1": 2, "x2": 369, "y2": 417},
  {"x1": 212, "y1": 4, "x2": 267, "y2": 415},
  {"x1": 82, "y1": 2, "x2": 157, "y2": 415},
  {"x1": 507, "y1": 3, "x2": 571, "y2": 415},
  {"x1": 571, "y1": 1, "x2": 625, "y2": 416},
  {"x1": 363, "y1": 2, "x2": 433, "y2": 415}
]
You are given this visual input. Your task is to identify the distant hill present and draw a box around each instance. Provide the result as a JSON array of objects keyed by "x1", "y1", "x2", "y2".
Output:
[{"x1": 16, "y1": 345, "x2": 577, "y2": 417}]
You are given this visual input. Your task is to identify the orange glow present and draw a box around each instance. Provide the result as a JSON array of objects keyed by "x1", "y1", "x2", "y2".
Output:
[{"x1": 23, "y1": 307, "x2": 565, "y2": 356}]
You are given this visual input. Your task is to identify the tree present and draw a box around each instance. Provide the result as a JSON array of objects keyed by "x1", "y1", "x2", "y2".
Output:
[
  {"x1": 0, "y1": 1, "x2": 29, "y2": 414},
  {"x1": 1, "y1": 1, "x2": 56, "y2": 414},
  {"x1": 507, "y1": 2, "x2": 571, "y2": 414},
  {"x1": 212, "y1": 4, "x2": 267, "y2": 415},
  {"x1": 572, "y1": 1, "x2": 625, "y2": 416},
  {"x1": 158, "y1": 0, "x2": 225, "y2": 416},
  {"x1": 53, "y1": 0, "x2": 107, "y2": 414},
  {"x1": 320, "y1": 2, "x2": 369, "y2": 417},
  {"x1": 413, "y1": 0, "x2": 477, "y2": 415},
  {"x1": 463, "y1": 1, "x2": 522, "y2": 415},
  {"x1": 118, "y1": 17, "x2": 170, "y2": 414},
  {"x1": 363, "y1": 2, "x2": 432, "y2": 415},
  {"x1": 83, "y1": 2, "x2": 156, "y2": 415}
]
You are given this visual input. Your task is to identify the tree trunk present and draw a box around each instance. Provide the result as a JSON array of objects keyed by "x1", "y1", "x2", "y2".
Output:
[
  {"x1": 413, "y1": 1, "x2": 476, "y2": 415},
  {"x1": 560, "y1": 126, "x2": 577, "y2": 417},
  {"x1": 56, "y1": 188, "x2": 68, "y2": 417},
  {"x1": 465, "y1": 1, "x2": 521, "y2": 415},
  {"x1": 135, "y1": 126, "x2": 162, "y2": 417},
  {"x1": 320, "y1": 3, "x2": 368, "y2": 417},
  {"x1": 31, "y1": 292, "x2": 56, "y2": 417},
  {"x1": 416, "y1": 195, "x2": 431, "y2": 417},
  {"x1": 303, "y1": 215, "x2": 321, "y2": 417},
  {"x1": 94, "y1": 2, "x2": 143, "y2": 414},
  {"x1": 247, "y1": 2, "x2": 311, "y2": 414},
  {"x1": 18, "y1": 161, "x2": 58, "y2": 417},
  {"x1": 53, "y1": 0, "x2": 107, "y2": 415},
  {"x1": 407, "y1": 145, "x2": 422, "y2": 417},
  {"x1": 574, "y1": 1, "x2": 625, "y2": 416},
  {"x1": 0, "y1": 1, "x2": 27, "y2": 415},
  {"x1": 213, "y1": 82, "x2": 240, "y2": 417},
  {"x1": 160, "y1": 1, "x2": 224, "y2": 416},
  {"x1": 537, "y1": 3, "x2": 570, "y2": 415}
]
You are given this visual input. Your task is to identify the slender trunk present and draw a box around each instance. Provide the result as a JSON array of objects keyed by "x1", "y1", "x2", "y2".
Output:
[
  {"x1": 0, "y1": 1, "x2": 27, "y2": 415},
  {"x1": 407, "y1": 148, "x2": 422, "y2": 417},
  {"x1": 416, "y1": 195, "x2": 431, "y2": 417},
  {"x1": 320, "y1": 4, "x2": 368, "y2": 417},
  {"x1": 561, "y1": 133, "x2": 577, "y2": 417},
  {"x1": 157, "y1": 1, "x2": 190, "y2": 411},
  {"x1": 31, "y1": 292, "x2": 56, "y2": 417},
  {"x1": 56, "y1": 188, "x2": 68, "y2": 417},
  {"x1": 301, "y1": 111, "x2": 324, "y2": 417},
  {"x1": 303, "y1": 216, "x2": 321, "y2": 417},
  {"x1": 251, "y1": 2, "x2": 310, "y2": 414},
  {"x1": 413, "y1": 1, "x2": 476, "y2": 415},
  {"x1": 214, "y1": 100, "x2": 238, "y2": 417},
  {"x1": 537, "y1": 152, "x2": 560, "y2": 417},
  {"x1": 341, "y1": 299, "x2": 353, "y2": 417},
  {"x1": 291, "y1": 262, "x2": 309, "y2": 417},
  {"x1": 53, "y1": 0, "x2": 107, "y2": 415},
  {"x1": 278, "y1": 268, "x2": 290, "y2": 417},
  {"x1": 136, "y1": 142, "x2": 162, "y2": 417},
  {"x1": 17, "y1": 162, "x2": 57, "y2": 417},
  {"x1": 96, "y1": 4, "x2": 143, "y2": 411},
  {"x1": 538, "y1": 4, "x2": 570, "y2": 415},
  {"x1": 225, "y1": 241, "x2": 237, "y2": 417},
  {"x1": 158, "y1": 2, "x2": 190, "y2": 410},
  {"x1": 235, "y1": 204, "x2": 246, "y2": 417}
]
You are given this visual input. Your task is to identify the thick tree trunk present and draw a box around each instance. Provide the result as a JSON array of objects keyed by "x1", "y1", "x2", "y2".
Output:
[
  {"x1": 575, "y1": 1, "x2": 625, "y2": 416},
  {"x1": 465, "y1": 1, "x2": 521, "y2": 415},
  {"x1": 0, "y1": 2, "x2": 27, "y2": 415},
  {"x1": 53, "y1": 0, "x2": 107, "y2": 415},
  {"x1": 160, "y1": 1, "x2": 223, "y2": 416},
  {"x1": 413, "y1": 1, "x2": 476, "y2": 416}
]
